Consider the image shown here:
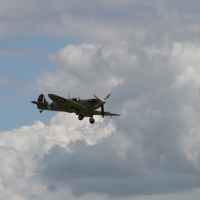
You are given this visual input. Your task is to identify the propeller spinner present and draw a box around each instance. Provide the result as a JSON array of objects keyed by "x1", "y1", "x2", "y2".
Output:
[{"x1": 93, "y1": 93, "x2": 111, "y2": 118}]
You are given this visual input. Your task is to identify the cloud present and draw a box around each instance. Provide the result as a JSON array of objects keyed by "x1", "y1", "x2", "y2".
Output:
[
  {"x1": 4, "y1": 36, "x2": 197, "y2": 199},
  {"x1": 28, "y1": 43, "x2": 135, "y2": 97},
  {"x1": 0, "y1": 0, "x2": 132, "y2": 40},
  {"x1": 1, "y1": 1, "x2": 200, "y2": 42},
  {"x1": 28, "y1": 39, "x2": 200, "y2": 197},
  {"x1": 2, "y1": 0, "x2": 200, "y2": 199},
  {"x1": 38, "y1": 138, "x2": 200, "y2": 197},
  {"x1": 0, "y1": 112, "x2": 115, "y2": 199},
  {"x1": 0, "y1": 146, "x2": 35, "y2": 200},
  {"x1": 0, "y1": 112, "x2": 115, "y2": 175}
]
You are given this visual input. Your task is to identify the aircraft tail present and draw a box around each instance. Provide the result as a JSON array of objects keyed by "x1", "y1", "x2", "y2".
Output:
[{"x1": 38, "y1": 94, "x2": 47, "y2": 103}]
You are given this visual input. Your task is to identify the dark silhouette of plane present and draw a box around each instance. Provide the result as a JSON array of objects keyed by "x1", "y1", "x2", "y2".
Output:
[{"x1": 32, "y1": 94, "x2": 120, "y2": 124}]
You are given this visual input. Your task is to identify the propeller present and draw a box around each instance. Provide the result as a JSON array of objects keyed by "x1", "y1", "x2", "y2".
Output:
[
  {"x1": 101, "y1": 105, "x2": 104, "y2": 118},
  {"x1": 93, "y1": 93, "x2": 111, "y2": 101},
  {"x1": 93, "y1": 93, "x2": 111, "y2": 118},
  {"x1": 104, "y1": 93, "x2": 110, "y2": 100},
  {"x1": 93, "y1": 94, "x2": 100, "y2": 100}
]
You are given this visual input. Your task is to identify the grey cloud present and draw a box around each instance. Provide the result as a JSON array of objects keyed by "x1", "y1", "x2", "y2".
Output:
[
  {"x1": 38, "y1": 136, "x2": 200, "y2": 197},
  {"x1": 35, "y1": 39, "x2": 200, "y2": 197},
  {"x1": 1, "y1": 1, "x2": 200, "y2": 42},
  {"x1": 2, "y1": 0, "x2": 200, "y2": 199}
]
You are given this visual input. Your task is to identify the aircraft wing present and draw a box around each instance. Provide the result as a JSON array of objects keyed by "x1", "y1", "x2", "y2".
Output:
[
  {"x1": 91, "y1": 110, "x2": 120, "y2": 116},
  {"x1": 48, "y1": 94, "x2": 87, "y2": 111}
]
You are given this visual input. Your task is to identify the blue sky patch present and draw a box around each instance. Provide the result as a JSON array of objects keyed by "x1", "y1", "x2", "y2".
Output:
[{"x1": 0, "y1": 35, "x2": 75, "y2": 130}]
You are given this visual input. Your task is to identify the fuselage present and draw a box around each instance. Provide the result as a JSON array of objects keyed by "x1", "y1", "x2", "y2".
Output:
[
  {"x1": 37, "y1": 98, "x2": 104, "y2": 113},
  {"x1": 32, "y1": 93, "x2": 119, "y2": 124}
]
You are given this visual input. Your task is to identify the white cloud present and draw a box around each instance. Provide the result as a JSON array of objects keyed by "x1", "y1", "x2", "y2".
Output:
[
  {"x1": 0, "y1": 113, "x2": 115, "y2": 174},
  {"x1": 0, "y1": 146, "x2": 34, "y2": 200},
  {"x1": 29, "y1": 43, "x2": 135, "y2": 97},
  {"x1": 2, "y1": 0, "x2": 200, "y2": 199},
  {"x1": 23, "y1": 40, "x2": 200, "y2": 198},
  {"x1": 4, "y1": 25, "x2": 200, "y2": 198},
  {"x1": 0, "y1": 112, "x2": 115, "y2": 199}
]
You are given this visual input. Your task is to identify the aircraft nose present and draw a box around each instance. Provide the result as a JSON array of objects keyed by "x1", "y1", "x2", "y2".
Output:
[{"x1": 101, "y1": 99, "x2": 106, "y2": 104}]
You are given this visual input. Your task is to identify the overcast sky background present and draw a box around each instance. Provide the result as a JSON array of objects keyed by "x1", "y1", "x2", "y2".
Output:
[{"x1": 1, "y1": 0, "x2": 200, "y2": 199}]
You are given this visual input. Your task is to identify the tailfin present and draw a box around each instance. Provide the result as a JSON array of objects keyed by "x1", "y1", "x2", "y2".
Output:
[{"x1": 38, "y1": 94, "x2": 47, "y2": 103}]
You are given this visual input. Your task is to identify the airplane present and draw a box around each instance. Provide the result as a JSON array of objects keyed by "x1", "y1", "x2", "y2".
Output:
[{"x1": 31, "y1": 93, "x2": 120, "y2": 124}]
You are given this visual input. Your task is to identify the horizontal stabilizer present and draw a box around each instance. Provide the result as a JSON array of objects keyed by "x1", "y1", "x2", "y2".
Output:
[{"x1": 31, "y1": 101, "x2": 46, "y2": 105}]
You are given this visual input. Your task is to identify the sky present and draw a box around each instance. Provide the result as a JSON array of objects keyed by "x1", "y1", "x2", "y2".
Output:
[{"x1": 1, "y1": 0, "x2": 200, "y2": 199}]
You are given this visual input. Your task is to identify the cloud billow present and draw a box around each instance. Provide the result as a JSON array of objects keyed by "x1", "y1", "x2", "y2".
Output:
[
  {"x1": 38, "y1": 135, "x2": 200, "y2": 197},
  {"x1": 2, "y1": 1, "x2": 200, "y2": 199},
  {"x1": 35, "y1": 40, "x2": 200, "y2": 197}
]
